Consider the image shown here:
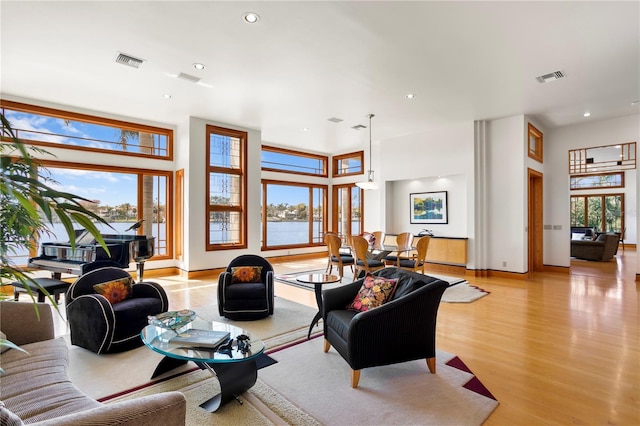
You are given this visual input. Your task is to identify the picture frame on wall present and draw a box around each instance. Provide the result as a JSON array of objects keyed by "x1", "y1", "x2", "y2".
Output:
[{"x1": 410, "y1": 191, "x2": 448, "y2": 224}]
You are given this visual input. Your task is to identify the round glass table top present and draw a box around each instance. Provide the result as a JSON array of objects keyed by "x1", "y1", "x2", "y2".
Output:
[
  {"x1": 141, "y1": 317, "x2": 265, "y2": 363},
  {"x1": 296, "y1": 273, "x2": 340, "y2": 284}
]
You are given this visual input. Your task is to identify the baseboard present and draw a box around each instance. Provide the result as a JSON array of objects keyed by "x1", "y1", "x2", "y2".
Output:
[
  {"x1": 424, "y1": 263, "x2": 466, "y2": 275},
  {"x1": 543, "y1": 265, "x2": 570, "y2": 274},
  {"x1": 467, "y1": 269, "x2": 529, "y2": 280}
]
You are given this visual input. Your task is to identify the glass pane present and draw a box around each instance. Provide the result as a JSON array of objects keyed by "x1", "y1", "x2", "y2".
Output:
[
  {"x1": 2, "y1": 108, "x2": 168, "y2": 157},
  {"x1": 586, "y1": 196, "x2": 602, "y2": 232},
  {"x1": 209, "y1": 211, "x2": 241, "y2": 244},
  {"x1": 570, "y1": 197, "x2": 585, "y2": 226},
  {"x1": 150, "y1": 174, "x2": 168, "y2": 256},
  {"x1": 262, "y1": 150, "x2": 325, "y2": 175},
  {"x1": 312, "y1": 187, "x2": 324, "y2": 243},
  {"x1": 209, "y1": 173, "x2": 241, "y2": 206},
  {"x1": 264, "y1": 184, "x2": 309, "y2": 246},
  {"x1": 209, "y1": 133, "x2": 241, "y2": 169},
  {"x1": 336, "y1": 155, "x2": 363, "y2": 175},
  {"x1": 604, "y1": 196, "x2": 622, "y2": 233},
  {"x1": 570, "y1": 173, "x2": 623, "y2": 190}
]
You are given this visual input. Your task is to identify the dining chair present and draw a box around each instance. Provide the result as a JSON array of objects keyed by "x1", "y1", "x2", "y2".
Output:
[
  {"x1": 398, "y1": 236, "x2": 431, "y2": 274},
  {"x1": 383, "y1": 232, "x2": 414, "y2": 266},
  {"x1": 372, "y1": 231, "x2": 386, "y2": 246},
  {"x1": 325, "y1": 232, "x2": 354, "y2": 282},
  {"x1": 351, "y1": 235, "x2": 386, "y2": 281}
]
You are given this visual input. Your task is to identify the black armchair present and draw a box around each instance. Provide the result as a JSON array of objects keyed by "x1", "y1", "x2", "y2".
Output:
[
  {"x1": 217, "y1": 254, "x2": 274, "y2": 321},
  {"x1": 571, "y1": 233, "x2": 620, "y2": 261},
  {"x1": 322, "y1": 267, "x2": 448, "y2": 388},
  {"x1": 65, "y1": 267, "x2": 168, "y2": 354}
]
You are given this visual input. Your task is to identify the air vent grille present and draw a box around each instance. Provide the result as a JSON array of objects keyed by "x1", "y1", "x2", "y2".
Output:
[
  {"x1": 115, "y1": 52, "x2": 144, "y2": 68},
  {"x1": 351, "y1": 124, "x2": 367, "y2": 130},
  {"x1": 328, "y1": 117, "x2": 343, "y2": 123},
  {"x1": 536, "y1": 70, "x2": 566, "y2": 83},
  {"x1": 177, "y1": 72, "x2": 201, "y2": 83}
]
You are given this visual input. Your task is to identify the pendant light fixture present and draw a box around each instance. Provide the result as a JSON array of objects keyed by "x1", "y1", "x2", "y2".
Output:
[{"x1": 356, "y1": 113, "x2": 378, "y2": 190}]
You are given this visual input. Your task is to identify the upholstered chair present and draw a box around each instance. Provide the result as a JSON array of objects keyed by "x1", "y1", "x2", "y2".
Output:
[
  {"x1": 398, "y1": 236, "x2": 431, "y2": 273},
  {"x1": 570, "y1": 233, "x2": 620, "y2": 261},
  {"x1": 66, "y1": 267, "x2": 168, "y2": 354},
  {"x1": 326, "y1": 232, "x2": 354, "y2": 282},
  {"x1": 351, "y1": 235, "x2": 386, "y2": 280},
  {"x1": 217, "y1": 254, "x2": 274, "y2": 320},
  {"x1": 322, "y1": 268, "x2": 448, "y2": 388},
  {"x1": 383, "y1": 232, "x2": 414, "y2": 266}
]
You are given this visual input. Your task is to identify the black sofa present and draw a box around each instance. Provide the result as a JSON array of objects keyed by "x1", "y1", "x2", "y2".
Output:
[{"x1": 322, "y1": 267, "x2": 449, "y2": 387}]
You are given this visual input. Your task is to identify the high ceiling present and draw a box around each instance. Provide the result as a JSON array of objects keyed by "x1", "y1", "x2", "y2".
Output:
[{"x1": 2, "y1": 1, "x2": 639, "y2": 154}]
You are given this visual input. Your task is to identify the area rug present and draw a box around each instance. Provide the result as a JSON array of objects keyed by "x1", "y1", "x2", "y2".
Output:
[
  {"x1": 275, "y1": 269, "x2": 484, "y2": 303},
  {"x1": 106, "y1": 337, "x2": 498, "y2": 425},
  {"x1": 441, "y1": 282, "x2": 490, "y2": 303},
  {"x1": 67, "y1": 297, "x2": 319, "y2": 399},
  {"x1": 259, "y1": 337, "x2": 498, "y2": 425}
]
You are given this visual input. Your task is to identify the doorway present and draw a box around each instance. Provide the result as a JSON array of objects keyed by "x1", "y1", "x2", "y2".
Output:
[{"x1": 528, "y1": 169, "x2": 544, "y2": 272}]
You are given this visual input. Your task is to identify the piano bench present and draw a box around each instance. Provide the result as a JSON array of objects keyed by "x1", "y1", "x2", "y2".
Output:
[{"x1": 13, "y1": 278, "x2": 69, "y2": 304}]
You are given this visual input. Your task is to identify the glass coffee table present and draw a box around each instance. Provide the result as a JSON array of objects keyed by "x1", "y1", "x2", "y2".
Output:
[
  {"x1": 141, "y1": 317, "x2": 265, "y2": 412},
  {"x1": 296, "y1": 273, "x2": 340, "y2": 338}
]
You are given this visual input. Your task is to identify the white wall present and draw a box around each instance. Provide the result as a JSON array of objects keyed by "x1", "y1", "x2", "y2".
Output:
[{"x1": 545, "y1": 114, "x2": 640, "y2": 268}]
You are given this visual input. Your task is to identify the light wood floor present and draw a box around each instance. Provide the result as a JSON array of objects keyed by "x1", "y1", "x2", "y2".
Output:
[{"x1": 51, "y1": 251, "x2": 639, "y2": 424}]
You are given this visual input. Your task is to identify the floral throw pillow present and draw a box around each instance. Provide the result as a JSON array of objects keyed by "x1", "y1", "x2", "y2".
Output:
[
  {"x1": 93, "y1": 276, "x2": 133, "y2": 304},
  {"x1": 347, "y1": 273, "x2": 398, "y2": 312},
  {"x1": 230, "y1": 266, "x2": 263, "y2": 284}
]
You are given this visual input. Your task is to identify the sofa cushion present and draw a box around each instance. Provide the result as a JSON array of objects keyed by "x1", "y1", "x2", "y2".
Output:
[
  {"x1": 326, "y1": 310, "x2": 359, "y2": 342},
  {"x1": 0, "y1": 338, "x2": 101, "y2": 423},
  {"x1": 230, "y1": 266, "x2": 263, "y2": 284},
  {"x1": 93, "y1": 276, "x2": 133, "y2": 304},
  {"x1": 347, "y1": 273, "x2": 398, "y2": 312},
  {"x1": 0, "y1": 404, "x2": 23, "y2": 426}
]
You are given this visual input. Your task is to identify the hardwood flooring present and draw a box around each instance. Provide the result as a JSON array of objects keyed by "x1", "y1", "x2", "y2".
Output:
[{"x1": 50, "y1": 251, "x2": 638, "y2": 424}]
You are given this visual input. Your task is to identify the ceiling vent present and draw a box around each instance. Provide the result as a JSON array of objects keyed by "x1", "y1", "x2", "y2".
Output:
[
  {"x1": 536, "y1": 70, "x2": 566, "y2": 83},
  {"x1": 328, "y1": 117, "x2": 343, "y2": 123},
  {"x1": 351, "y1": 124, "x2": 367, "y2": 130},
  {"x1": 177, "y1": 72, "x2": 201, "y2": 83},
  {"x1": 115, "y1": 52, "x2": 145, "y2": 68}
]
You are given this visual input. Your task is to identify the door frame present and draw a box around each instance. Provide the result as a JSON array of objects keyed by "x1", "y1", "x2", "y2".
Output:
[{"x1": 528, "y1": 168, "x2": 544, "y2": 272}]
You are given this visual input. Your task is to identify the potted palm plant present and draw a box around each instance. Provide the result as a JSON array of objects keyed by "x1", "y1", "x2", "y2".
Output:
[{"x1": 1, "y1": 112, "x2": 111, "y2": 352}]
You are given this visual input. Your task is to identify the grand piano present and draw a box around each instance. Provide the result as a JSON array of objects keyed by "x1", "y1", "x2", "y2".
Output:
[{"x1": 29, "y1": 230, "x2": 155, "y2": 281}]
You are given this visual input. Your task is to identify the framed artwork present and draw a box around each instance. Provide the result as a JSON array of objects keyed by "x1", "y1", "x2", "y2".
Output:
[{"x1": 410, "y1": 191, "x2": 448, "y2": 224}]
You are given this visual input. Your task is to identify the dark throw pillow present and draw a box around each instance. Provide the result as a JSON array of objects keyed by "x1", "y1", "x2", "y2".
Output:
[
  {"x1": 347, "y1": 273, "x2": 398, "y2": 312},
  {"x1": 230, "y1": 266, "x2": 263, "y2": 284}
]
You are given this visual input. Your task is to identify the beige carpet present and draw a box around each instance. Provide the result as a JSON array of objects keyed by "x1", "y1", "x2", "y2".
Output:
[
  {"x1": 260, "y1": 337, "x2": 498, "y2": 425},
  {"x1": 440, "y1": 282, "x2": 489, "y2": 303},
  {"x1": 106, "y1": 337, "x2": 498, "y2": 425},
  {"x1": 68, "y1": 296, "x2": 318, "y2": 399}
]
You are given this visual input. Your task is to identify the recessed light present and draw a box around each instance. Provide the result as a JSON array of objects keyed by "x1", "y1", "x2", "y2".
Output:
[
  {"x1": 193, "y1": 63, "x2": 206, "y2": 70},
  {"x1": 405, "y1": 93, "x2": 415, "y2": 99},
  {"x1": 583, "y1": 112, "x2": 591, "y2": 117},
  {"x1": 303, "y1": 128, "x2": 309, "y2": 132},
  {"x1": 242, "y1": 12, "x2": 260, "y2": 24},
  {"x1": 162, "y1": 94, "x2": 172, "y2": 99}
]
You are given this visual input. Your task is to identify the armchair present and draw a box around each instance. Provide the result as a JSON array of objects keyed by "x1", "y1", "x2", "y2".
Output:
[
  {"x1": 322, "y1": 267, "x2": 448, "y2": 388},
  {"x1": 66, "y1": 267, "x2": 168, "y2": 354},
  {"x1": 570, "y1": 233, "x2": 620, "y2": 261},
  {"x1": 218, "y1": 254, "x2": 274, "y2": 320}
]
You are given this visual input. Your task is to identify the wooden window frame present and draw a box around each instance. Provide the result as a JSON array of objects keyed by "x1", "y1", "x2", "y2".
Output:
[
  {"x1": 0, "y1": 100, "x2": 173, "y2": 161},
  {"x1": 528, "y1": 123, "x2": 543, "y2": 163},
  {"x1": 261, "y1": 145, "x2": 328, "y2": 177},
  {"x1": 205, "y1": 125, "x2": 248, "y2": 251},
  {"x1": 332, "y1": 150, "x2": 364, "y2": 178},
  {"x1": 261, "y1": 179, "x2": 328, "y2": 250},
  {"x1": 570, "y1": 193, "x2": 625, "y2": 233},
  {"x1": 37, "y1": 159, "x2": 173, "y2": 261},
  {"x1": 570, "y1": 172, "x2": 624, "y2": 190},
  {"x1": 332, "y1": 183, "x2": 364, "y2": 240}
]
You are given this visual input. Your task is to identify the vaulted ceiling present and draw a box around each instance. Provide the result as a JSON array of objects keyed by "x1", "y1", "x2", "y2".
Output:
[{"x1": 2, "y1": 1, "x2": 639, "y2": 153}]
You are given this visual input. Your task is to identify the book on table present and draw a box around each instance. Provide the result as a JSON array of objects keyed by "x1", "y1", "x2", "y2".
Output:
[{"x1": 167, "y1": 329, "x2": 231, "y2": 348}]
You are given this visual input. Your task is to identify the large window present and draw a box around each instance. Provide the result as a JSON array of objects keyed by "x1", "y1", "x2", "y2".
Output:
[
  {"x1": 570, "y1": 173, "x2": 624, "y2": 190},
  {"x1": 332, "y1": 184, "x2": 363, "y2": 239},
  {"x1": 10, "y1": 161, "x2": 172, "y2": 265},
  {"x1": 1, "y1": 100, "x2": 172, "y2": 160},
  {"x1": 261, "y1": 145, "x2": 328, "y2": 177},
  {"x1": 206, "y1": 125, "x2": 247, "y2": 250},
  {"x1": 332, "y1": 151, "x2": 363, "y2": 177},
  {"x1": 570, "y1": 194, "x2": 624, "y2": 233},
  {"x1": 261, "y1": 180, "x2": 327, "y2": 249}
]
